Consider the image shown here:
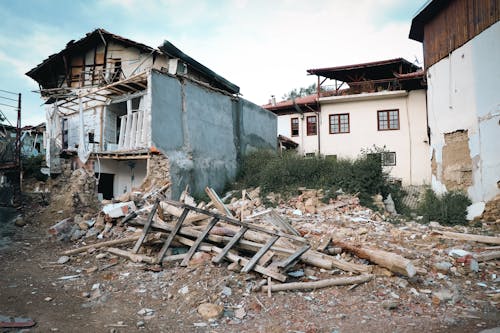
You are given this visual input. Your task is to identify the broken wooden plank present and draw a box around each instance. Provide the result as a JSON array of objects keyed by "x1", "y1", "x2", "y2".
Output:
[
  {"x1": 205, "y1": 187, "x2": 234, "y2": 217},
  {"x1": 335, "y1": 241, "x2": 416, "y2": 278},
  {"x1": 432, "y1": 230, "x2": 500, "y2": 245},
  {"x1": 106, "y1": 247, "x2": 155, "y2": 264},
  {"x1": 241, "y1": 236, "x2": 279, "y2": 273},
  {"x1": 262, "y1": 274, "x2": 373, "y2": 292},
  {"x1": 180, "y1": 217, "x2": 219, "y2": 266},
  {"x1": 61, "y1": 236, "x2": 141, "y2": 256},
  {"x1": 211, "y1": 246, "x2": 287, "y2": 282},
  {"x1": 132, "y1": 199, "x2": 159, "y2": 254},
  {"x1": 258, "y1": 251, "x2": 275, "y2": 266},
  {"x1": 475, "y1": 250, "x2": 500, "y2": 262},
  {"x1": 212, "y1": 226, "x2": 248, "y2": 263},
  {"x1": 277, "y1": 245, "x2": 311, "y2": 270},
  {"x1": 264, "y1": 210, "x2": 300, "y2": 236},
  {"x1": 156, "y1": 208, "x2": 189, "y2": 264},
  {"x1": 159, "y1": 202, "x2": 210, "y2": 224}
]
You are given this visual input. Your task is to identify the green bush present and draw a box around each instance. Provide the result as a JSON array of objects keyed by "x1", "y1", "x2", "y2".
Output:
[
  {"x1": 235, "y1": 149, "x2": 406, "y2": 210},
  {"x1": 417, "y1": 189, "x2": 471, "y2": 225}
]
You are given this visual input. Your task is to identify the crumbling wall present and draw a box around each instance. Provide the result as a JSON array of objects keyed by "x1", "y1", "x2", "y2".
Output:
[
  {"x1": 140, "y1": 152, "x2": 171, "y2": 196},
  {"x1": 441, "y1": 130, "x2": 473, "y2": 191}
]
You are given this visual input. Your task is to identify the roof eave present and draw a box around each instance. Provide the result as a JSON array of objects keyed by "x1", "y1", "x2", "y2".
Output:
[{"x1": 159, "y1": 41, "x2": 240, "y2": 95}]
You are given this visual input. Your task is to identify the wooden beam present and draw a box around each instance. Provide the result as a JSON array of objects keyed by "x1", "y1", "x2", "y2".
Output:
[
  {"x1": 180, "y1": 217, "x2": 219, "y2": 266},
  {"x1": 261, "y1": 274, "x2": 374, "y2": 292},
  {"x1": 277, "y1": 245, "x2": 311, "y2": 270},
  {"x1": 156, "y1": 208, "x2": 188, "y2": 263},
  {"x1": 432, "y1": 230, "x2": 500, "y2": 245},
  {"x1": 241, "y1": 236, "x2": 279, "y2": 273},
  {"x1": 335, "y1": 241, "x2": 416, "y2": 277},
  {"x1": 212, "y1": 226, "x2": 248, "y2": 263},
  {"x1": 132, "y1": 199, "x2": 159, "y2": 253},
  {"x1": 61, "y1": 236, "x2": 140, "y2": 255}
]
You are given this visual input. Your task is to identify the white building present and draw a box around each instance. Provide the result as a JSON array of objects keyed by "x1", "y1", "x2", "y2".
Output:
[
  {"x1": 409, "y1": 0, "x2": 500, "y2": 213},
  {"x1": 265, "y1": 58, "x2": 431, "y2": 186}
]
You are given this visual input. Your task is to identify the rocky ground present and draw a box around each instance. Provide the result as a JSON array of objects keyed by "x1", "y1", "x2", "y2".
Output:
[{"x1": 1, "y1": 187, "x2": 499, "y2": 333}]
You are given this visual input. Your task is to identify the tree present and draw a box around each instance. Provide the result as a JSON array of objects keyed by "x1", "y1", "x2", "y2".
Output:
[{"x1": 281, "y1": 83, "x2": 318, "y2": 101}]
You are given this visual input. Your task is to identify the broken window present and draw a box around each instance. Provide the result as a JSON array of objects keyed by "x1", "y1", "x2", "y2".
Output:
[
  {"x1": 329, "y1": 113, "x2": 350, "y2": 134},
  {"x1": 62, "y1": 118, "x2": 69, "y2": 149},
  {"x1": 306, "y1": 116, "x2": 317, "y2": 136},
  {"x1": 108, "y1": 58, "x2": 122, "y2": 83},
  {"x1": 377, "y1": 109, "x2": 399, "y2": 130},
  {"x1": 291, "y1": 117, "x2": 299, "y2": 136}
]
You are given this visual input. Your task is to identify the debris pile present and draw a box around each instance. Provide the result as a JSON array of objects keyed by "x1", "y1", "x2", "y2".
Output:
[{"x1": 49, "y1": 183, "x2": 500, "y2": 298}]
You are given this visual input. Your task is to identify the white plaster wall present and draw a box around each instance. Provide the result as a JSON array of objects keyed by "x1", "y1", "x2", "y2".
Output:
[
  {"x1": 319, "y1": 91, "x2": 430, "y2": 185},
  {"x1": 427, "y1": 21, "x2": 500, "y2": 203},
  {"x1": 95, "y1": 158, "x2": 147, "y2": 198},
  {"x1": 65, "y1": 106, "x2": 102, "y2": 152},
  {"x1": 276, "y1": 113, "x2": 317, "y2": 155},
  {"x1": 107, "y1": 41, "x2": 154, "y2": 77}
]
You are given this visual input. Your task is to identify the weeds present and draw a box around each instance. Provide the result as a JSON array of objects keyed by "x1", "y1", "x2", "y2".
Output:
[
  {"x1": 417, "y1": 189, "x2": 471, "y2": 225},
  {"x1": 235, "y1": 149, "x2": 406, "y2": 211}
]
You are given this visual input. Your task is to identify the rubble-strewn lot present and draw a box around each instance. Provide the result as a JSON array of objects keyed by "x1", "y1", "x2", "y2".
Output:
[{"x1": 1, "y1": 186, "x2": 499, "y2": 332}]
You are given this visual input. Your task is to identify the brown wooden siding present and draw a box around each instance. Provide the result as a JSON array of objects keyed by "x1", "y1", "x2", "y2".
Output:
[{"x1": 423, "y1": 0, "x2": 500, "y2": 68}]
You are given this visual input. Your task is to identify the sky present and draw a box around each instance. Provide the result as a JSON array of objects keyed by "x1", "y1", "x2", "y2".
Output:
[{"x1": 0, "y1": 0, "x2": 425, "y2": 126}]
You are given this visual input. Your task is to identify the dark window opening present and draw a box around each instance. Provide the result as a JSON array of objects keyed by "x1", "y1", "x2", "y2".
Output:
[
  {"x1": 62, "y1": 118, "x2": 69, "y2": 149},
  {"x1": 291, "y1": 117, "x2": 299, "y2": 136},
  {"x1": 97, "y1": 173, "x2": 114, "y2": 200}
]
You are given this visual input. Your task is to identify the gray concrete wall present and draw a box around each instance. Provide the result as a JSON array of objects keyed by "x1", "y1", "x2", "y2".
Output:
[{"x1": 150, "y1": 70, "x2": 277, "y2": 199}]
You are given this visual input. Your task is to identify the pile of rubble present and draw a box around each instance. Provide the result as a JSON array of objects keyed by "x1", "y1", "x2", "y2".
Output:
[{"x1": 49, "y1": 184, "x2": 499, "y2": 292}]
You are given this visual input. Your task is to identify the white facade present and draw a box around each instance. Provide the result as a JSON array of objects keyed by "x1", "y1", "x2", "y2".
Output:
[
  {"x1": 276, "y1": 90, "x2": 431, "y2": 186},
  {"x1": 426, "y1": 21, "x2": 500, "y2": 205}
]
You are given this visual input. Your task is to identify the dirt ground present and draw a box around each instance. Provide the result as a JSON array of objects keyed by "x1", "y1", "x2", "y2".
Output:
[{"x1": 1, "y1": 204, "x2": 499, "y2": 333}]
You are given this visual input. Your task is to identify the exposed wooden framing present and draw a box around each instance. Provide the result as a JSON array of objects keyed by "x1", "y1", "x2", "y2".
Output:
[
  {"x1": 165, "y1": 200, "x2": 307, "y2": 243},
  {"x1": 156, "y1": 208, "x2": 189, "y2": 263},
  {"x1": 132, "y1": 199, "x2": 159, "y2": 253},
  {"x1": 277, "y1": 245, "x2": 311, "y2": 270},
  {"x1": 241, "y1": 236, "x2": 279, "y2": 273},
  {"x1": 180, "y1": 217, "x2": 220, "y2": 266},
  {"x1": 212, "y1": 226, "x2": 249, "y2": 263}
]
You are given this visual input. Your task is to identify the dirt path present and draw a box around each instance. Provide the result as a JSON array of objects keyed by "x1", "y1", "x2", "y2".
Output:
[{"x1": 1, "y1": 214, "x2": 499, "y2": 333}]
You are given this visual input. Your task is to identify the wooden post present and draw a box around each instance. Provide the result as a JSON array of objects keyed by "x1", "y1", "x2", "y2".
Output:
[{"x1": 335, "y1": 241, "x2": 416, "y2": 277}]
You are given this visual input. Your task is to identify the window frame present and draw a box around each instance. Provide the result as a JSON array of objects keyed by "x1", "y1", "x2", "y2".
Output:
[
  {"x1": 306, "y1": 115, "x2": 317, "y2": 136},
  {"x1": 291, "y1": 117, "x2": 299, "y2": 137},
  {"x1": 329, "y1": 113, "x2": 350, "y2": 134},
  {"x1": 377, "y1": 109, "x2": 400, "y2": 131}
]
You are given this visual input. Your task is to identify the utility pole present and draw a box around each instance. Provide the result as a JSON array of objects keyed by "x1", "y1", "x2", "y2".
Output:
[{"x1": 16, "y1": 93, "x2": 22, "y2": 192}]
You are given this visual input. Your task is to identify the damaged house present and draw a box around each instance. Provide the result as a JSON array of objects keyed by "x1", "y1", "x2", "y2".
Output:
[
  {"x1": 409, "y1": 0, "x2": 500, "y2": 213},
  {"x1": 264, "y1": 58, "x2": 430, "y2": 186},
  {"x1": 26, "y1": 29, "x2": 276, "y2": 200}
]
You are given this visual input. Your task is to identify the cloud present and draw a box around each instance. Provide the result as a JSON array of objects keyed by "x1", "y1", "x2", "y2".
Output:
[{"x1": 0, "y1": 0, "x2": 424, "y2": 125}]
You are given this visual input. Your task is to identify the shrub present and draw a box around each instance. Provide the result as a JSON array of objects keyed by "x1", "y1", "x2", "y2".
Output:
[
  {"x1": 235, "y1": 149, "x2": 406, "y2": 210},
  {"x1": 417, "y1": 189, "x2": 471, "y2": 225}
]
